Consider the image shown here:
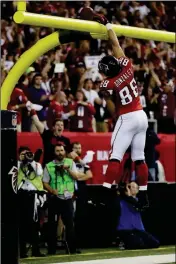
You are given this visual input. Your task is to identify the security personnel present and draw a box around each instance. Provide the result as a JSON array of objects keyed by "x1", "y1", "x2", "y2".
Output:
[
  {"x1": 43, "y1": 143, "x2": 80, "y2": 255},
  {"x1": 18, "y1": 146, "x2": 45, "y2": 258}
]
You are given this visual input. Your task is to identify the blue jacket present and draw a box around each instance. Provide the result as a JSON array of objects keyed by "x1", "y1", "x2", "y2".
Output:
[
  {"x1": 117, "y1": 198, "x2": 145, "y2": 231},
  {"x1": 28, "y1": 86, "x2": 50, "y2": 121}
]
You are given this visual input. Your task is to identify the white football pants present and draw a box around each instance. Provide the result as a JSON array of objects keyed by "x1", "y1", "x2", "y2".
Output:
[{"x1": 110, "y1": 110, "x2": 148, "y2": 161}]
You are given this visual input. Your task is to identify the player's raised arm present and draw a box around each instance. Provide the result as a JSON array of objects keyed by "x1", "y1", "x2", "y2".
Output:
[
  {"x1": 106, "y1": 24, "x2": 125, "y2": 59},
  {"x1": 93, "y1": 13, "x2": 125, "y2": 58}
]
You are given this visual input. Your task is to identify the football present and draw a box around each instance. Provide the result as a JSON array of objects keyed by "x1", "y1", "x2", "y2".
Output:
[{"x1": 78, "y1": 7, "x2": 95, "y2": 21}]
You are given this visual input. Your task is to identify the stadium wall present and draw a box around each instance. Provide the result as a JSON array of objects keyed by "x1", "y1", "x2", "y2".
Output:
[
  {"x1": 17, "y1": 133, "x2": 175, "y2": 183},
  {"x1": 17, "y1": 132, "x2": 176, "y2": 245}
]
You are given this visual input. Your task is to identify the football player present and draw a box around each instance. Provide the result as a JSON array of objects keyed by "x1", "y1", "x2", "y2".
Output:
[{"x1": 95, "y1": 15, "x2": 149, "y2": 208}]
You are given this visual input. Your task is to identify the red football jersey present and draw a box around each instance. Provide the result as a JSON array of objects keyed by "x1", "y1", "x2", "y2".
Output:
[
  {"x1": 8, "y1": 87, "x2": 28, "y2": 106},
  {"x1": 69, "y1": 102, "x2": 95, "y2": 132},
  {"x1": 7, "y1": 88, "x2": 28, "y2": 124},
  {"x1": 47, "y1": 100, "x2": 63, "y2": 129},
  {"x1": 63, "y1": 101, "x2": 75, "y2": 130},
  {"x1": 100, "y1": 56, "x2": 142, "y2": 116}
]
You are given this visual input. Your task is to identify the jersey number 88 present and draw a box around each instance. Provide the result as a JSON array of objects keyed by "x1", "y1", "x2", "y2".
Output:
[{"x1": 119, "y1": 78, "x2": 138, "y2": 105}]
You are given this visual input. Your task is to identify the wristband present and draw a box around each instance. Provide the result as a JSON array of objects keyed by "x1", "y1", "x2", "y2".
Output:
[
  {"x1": 15, "y1": 105, "x2": 19, "y2": 110},
  {"x1": 106, "y1": 23, "x2": 113, "y2": 30}
]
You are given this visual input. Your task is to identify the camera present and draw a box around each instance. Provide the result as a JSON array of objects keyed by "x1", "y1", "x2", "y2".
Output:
[
  {"x1": 117, "y1": 182, "x2": 127, "y2": 196},
  {"x1": 24, "y1": 151, "x2": 34, "y2": 163},
  {"x1": 55, "y1": 164, "x2": 64, "y2": 173}
]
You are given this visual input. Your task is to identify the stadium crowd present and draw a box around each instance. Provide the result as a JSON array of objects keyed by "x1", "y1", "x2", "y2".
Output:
[
  {"x1": 2, "y1": 1, "x2": 174, "y2": 259},
  {"x1": 1, "y1": 1, "x2": 176, "y2": 133},
  {"x1": 1, "y1": 1, "x2": 176, "y2": 134}
]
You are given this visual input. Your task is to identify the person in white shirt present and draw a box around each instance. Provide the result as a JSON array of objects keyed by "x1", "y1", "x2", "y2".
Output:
[
  {"x1": 81, "y1": 79, "x2": 102, "y2": 132},
  {"x1": 82, "y1": 79, "x2": 102, "y2": 106}
]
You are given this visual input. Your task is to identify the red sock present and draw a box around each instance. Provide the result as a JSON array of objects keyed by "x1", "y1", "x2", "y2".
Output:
[
  {"x1": 135, "y1": 162, "x2": 148, "y2": 189},
  {"x1": 103, "y1": 161, "x2": 121, "y2": 186}
]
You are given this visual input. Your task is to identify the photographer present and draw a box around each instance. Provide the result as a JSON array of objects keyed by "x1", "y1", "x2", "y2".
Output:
[
  {"x1": 18, "y1": 146, "x2": 45, "y2": 258},
  {"x1": 116, "y1": 182, "x2": 160, "y2": 250},
  {"x1": 43, "y1": 144, "x2": 80, "y2": 255},
  {"x1": 18, "y1": 147, "x2": 44, "y2": 191}
]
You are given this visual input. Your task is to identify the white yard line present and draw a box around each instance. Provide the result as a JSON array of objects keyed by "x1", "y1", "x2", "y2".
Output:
[{"x1": 52, "y1": 254, "x2": 175, "y2": 264}]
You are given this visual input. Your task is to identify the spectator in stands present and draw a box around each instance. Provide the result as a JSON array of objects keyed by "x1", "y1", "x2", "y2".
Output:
[
  {"x1": 50, "y1": 67, "x2": 70, "y2": 95},
  {"x1": 138, "y1": 82, "x2": 147, "y2": 112},
  {"x1": 30, "y1": 112, "x2": 76, "y2": 166},
  {"x1": 80, "y1": 78, "x2": 102, "y2": 132},
  {"x1": 28, "y1": 73, "x2": 54, "y2": 132},
  {"x1": 50, "y1": 78, "x2": 61, "y2": 96},
  {"x1": 145, "y1": 86, "x2": 160, "y2": 119},
  {"x1": 42, "y1": 144, "x2": 82, "y2": 255},
  {"x1": 158, "y1": 81, "x2": 176, "y2": 133},
  {"x1": 116, "y1": 182, "x2": 160, "y2": 249},
  {"x1": 69, "y1": 90, "x2": 96, "y2": 132},
  {"x1": 66, "y1": 59, "x2": 86, "y2": 96},
  {"x1": 46, "y1": 91, "x2": 70, "y2": 130},
  {"x1": 78, "y1": 79, "x2": 101, "y2": 106},
  {"x1": 80, "y1": 78, "x2": 102, "y2": 107},
  {"x1": 93, "y1": 79, "x2": 111, "y2": 132},
  {"x1": 62, "y1": 91, "x2": 75, "y2": 130}
]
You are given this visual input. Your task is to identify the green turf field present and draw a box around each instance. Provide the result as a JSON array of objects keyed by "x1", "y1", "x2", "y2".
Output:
[{"x1": 20, "y1": 246, "x2": 175, "y2": 264}]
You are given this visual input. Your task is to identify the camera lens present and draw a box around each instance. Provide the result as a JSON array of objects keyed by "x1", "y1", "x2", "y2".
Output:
[{"x1": 25, "y1": 151, "x2": 34, "y2": 160}]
